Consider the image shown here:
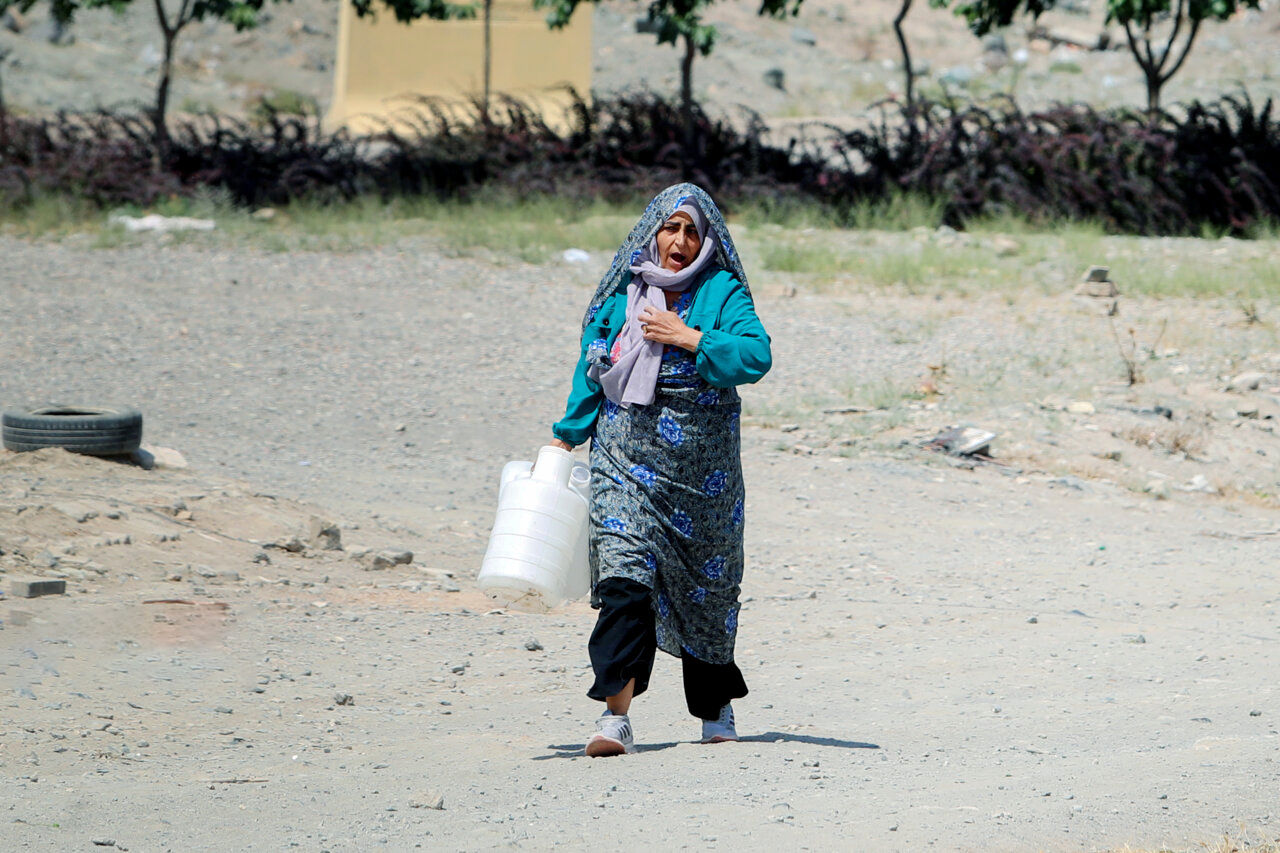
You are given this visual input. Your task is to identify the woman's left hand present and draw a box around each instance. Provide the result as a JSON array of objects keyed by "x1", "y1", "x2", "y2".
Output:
[{"x1": 639, "y1": 306, "x2": 702, "y2": 352}]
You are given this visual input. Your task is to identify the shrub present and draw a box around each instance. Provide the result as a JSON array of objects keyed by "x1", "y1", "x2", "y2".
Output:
[{"x1": 0, "y1": 91, "x2": 1276, "y2": 236}]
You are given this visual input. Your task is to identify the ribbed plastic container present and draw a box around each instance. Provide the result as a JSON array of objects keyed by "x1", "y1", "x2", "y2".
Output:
[{"x1": 478, "y1": 446, "x2": 591, "y2": 612}]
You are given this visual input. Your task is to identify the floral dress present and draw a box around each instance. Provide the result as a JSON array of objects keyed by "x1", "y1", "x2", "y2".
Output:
[{"x1": 586, "y1": 285, "x2": 745, "y2": 665}]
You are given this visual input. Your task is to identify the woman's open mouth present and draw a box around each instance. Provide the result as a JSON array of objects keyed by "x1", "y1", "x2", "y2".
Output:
[{"x1": 668, "y1": 252, "x2": 687, "y2": 268}]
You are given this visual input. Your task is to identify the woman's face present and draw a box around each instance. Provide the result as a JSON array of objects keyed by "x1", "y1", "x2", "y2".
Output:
[{"x1": 655, "y1": 211, "x2": 702, "y2": 272}]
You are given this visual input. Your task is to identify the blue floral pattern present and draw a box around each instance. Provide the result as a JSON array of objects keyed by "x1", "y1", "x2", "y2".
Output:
[
  {"x1": 657, "y1": 411, "x2": 684, "y2": 447},
  {"x1": 603, "y1": 517, "x2": 627, "y2": 532},
  {"x1": 585, "y1": 184, "x2": 750, "y2": 668},
  {"x1": 695, "y1": 389, "x2": 720, "y2": 406},
  {"x1": 670, "y1": 510, "x2": 694, "y2": 538}
]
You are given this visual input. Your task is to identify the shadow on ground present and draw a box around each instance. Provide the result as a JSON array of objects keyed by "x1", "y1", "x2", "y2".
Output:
[{"x1": 534, "y1": 732, "x2": 880, "y2": 759}]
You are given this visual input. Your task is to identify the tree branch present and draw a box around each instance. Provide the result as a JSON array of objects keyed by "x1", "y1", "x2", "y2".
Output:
[
  {"x1": 1156, "y1": 0, "x2": 1187, "y2": 76},
  {"x1": 1122, "y1": 20, "x2": 1155, "y2": 78},
  {"x1": 892, "y1": 0, "x2": 914, "y2": 108},
  {"x1": 1159, "y1": 15, "x2": 1200, "y2": 86},
  {"x1": 152, "y1": 0, "x2": 173, "y2": 37},
  {"x1": 175, "y1": 0, "x2": 195, "y2": 32}
]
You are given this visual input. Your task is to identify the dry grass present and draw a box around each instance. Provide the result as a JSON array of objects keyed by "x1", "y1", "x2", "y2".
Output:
[
  {"x1": 1110, "y1": 831, "x2": 1280, "y2": 853},
  {"x1": 1117, "y1": 421, "x2": 1211, "y2": 458}
]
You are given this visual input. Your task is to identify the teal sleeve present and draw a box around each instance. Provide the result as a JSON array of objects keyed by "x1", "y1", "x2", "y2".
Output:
[
  {"x1": 695, "y1": 280, "x2": 772, "y2": 388},
  {"x1": 551, "y1": 296, "x2": 619, "y2": 447}
]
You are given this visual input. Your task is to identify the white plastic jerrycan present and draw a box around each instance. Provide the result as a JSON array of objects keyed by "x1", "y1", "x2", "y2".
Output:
[{"x1": 478, "y1": 445, "x2": 591, "y2": 612}]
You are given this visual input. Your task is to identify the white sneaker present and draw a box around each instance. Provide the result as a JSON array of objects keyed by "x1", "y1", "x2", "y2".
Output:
[
  {"x1": 586, "y1": 711, "x2": 634, "y2": 757},
  {"x1": 701, "y1": 703, "x2": 738, "y2": 743}
]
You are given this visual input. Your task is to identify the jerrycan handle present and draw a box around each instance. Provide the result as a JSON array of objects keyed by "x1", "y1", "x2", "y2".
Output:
[{"x1": 532, "y1": 445, "x2": 574, "y2": 486}]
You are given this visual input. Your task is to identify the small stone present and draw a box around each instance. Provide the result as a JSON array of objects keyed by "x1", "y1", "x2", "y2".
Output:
[
  {"x1": 1026, "y1": 615, "x2": 1038, "y2": 624},
  {"x1": 990, "y1": 235, "x2": 1020, "y2": 257},
  {"x1": 790, "y1": 26, "x2": 816, "y2": 46},
  {"x1": 334, "y1": 693, "x2": 354, "y2": 706},
  {"x1": 1085, "y1": 265, "x2": 1111, "y2": 282},
  {"x1": 763, "y1": 68, "x2": 785, "y2": 91},
  {"x1": 1066, "y1": 401, "x2": 1095, "y2": 415},
  {"x1": 91, "y1": 840, "x2": 116, "y2": 847},
  {"x1": 1249, "y1": 709, "x2": 1262, "y2": 717},
  {"x1": 1226, "y1": 371, "x2": 1266, "y2": 392},
  {"x1": 524, "y1": 638, "x2": 544, "y2": 651},
  {"x1": 252, "y1": 551, "x2": 271, "y2": 565},
  {"x1": 306, "y1": 517, "x2": 343, "y2": 551},
  {"x1": 31, "y1": 551, "x2": 59, "y2": 569},
  {"x1": 780, "y1": 424, "x2": 800, "y2": 433},
  {"x1": 252, "y1": 207, "x2": 277, "y2": 221},
  {"x1": 1144, "y1": 480, "x2": 1171, "y2": 500},
  {"x1": 11, "y1": 577, "x2": 66, "y2": 598},
  {"x1": 411, "y1": 791, "x2": 445, "y2": 810},
  {"x1": 939, "y1": 65, "x2": 973, "y2": 86},
  {"x1": 1181, "y1": 474, "x2": 1217, "y2": 494},
  {"x1": 275, "y1": 536, "x2": 306, "y2": 553}
]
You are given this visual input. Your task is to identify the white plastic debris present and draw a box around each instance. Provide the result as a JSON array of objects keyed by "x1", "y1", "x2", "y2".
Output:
[
  {"x1": 562, "y1": 248, "x2": 591, "y2": 264},
  {"x1": 108, "y1": 214, "x2": 217, "y2": 233}
]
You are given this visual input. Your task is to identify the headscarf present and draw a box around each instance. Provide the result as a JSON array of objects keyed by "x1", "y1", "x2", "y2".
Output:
[{"x1": 583, "y1": 183, "x2": 750, "y2": 408}]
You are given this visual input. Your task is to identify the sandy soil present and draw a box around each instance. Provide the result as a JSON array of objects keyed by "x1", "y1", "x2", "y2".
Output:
[{"x1": 1, "y1": 232, "x2": 1278, "y2": 851}]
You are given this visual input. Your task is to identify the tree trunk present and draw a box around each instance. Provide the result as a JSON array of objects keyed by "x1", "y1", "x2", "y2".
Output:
[
  {"x1": 0, "y1": 48, "x2": 9, "y2": 115},
  {"x1": 482, "y1": 0, "x2": 492, "y2": 124},
  {"x1": 892, "y1": 0, "x2": 914, "y2": 111},
  {"x1": 680, "y1": 31, "x2": 695, "y2": 180},
  {"x1": 1145, "y1": 68, "x2": 1161, "y2": 116},
  {"x1": 155, "y1": 31, "x2": 175, "y2": 148},
  {"x1": 151, "y1": 0, "x2": 182, "y2": 152}
]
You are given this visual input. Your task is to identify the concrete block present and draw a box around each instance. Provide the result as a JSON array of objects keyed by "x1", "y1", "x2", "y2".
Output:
[{"x1": 10, "y1": 577, "x2": 67, "y2": 598}]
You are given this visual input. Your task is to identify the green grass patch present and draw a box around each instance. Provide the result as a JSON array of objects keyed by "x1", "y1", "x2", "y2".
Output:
[{"x1": 2, "y1": 190, "x2": 1276, "y2": 301}]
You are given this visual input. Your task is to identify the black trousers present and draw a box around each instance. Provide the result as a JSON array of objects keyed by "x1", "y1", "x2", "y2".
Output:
[{"x1": 587, "y1": 577, "x2": 748, "y2": 720}]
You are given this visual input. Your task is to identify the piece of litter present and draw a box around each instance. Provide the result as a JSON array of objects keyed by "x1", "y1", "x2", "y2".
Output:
[
  {"x1": 562, "y1": 248, "x2": 591, "y2": 264},
  {"x1": 108, "y1": 213, "x2": 216, "y2": 233},
  {"x1": 923, "y1": 425, "x2": 997, "y2": 456}
]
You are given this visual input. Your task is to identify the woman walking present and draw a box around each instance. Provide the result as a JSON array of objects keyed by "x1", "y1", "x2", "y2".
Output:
[{"x1": 550, "y1": 183, "x2": 772, "y2": 756}]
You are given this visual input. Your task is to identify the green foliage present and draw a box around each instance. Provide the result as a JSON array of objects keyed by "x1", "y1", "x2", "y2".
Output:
[
  {"x1": 534, "y1": 0, "x2": 801, "y2": 54},
  {"x1": 931, "y1": 0, "x2": 1256, "y2": 36},
  {"x1": 1105, "y1": 0, "x2": 1255, "y2": 27},
  {"x1": 247, "y1": 89, "x2": 319, "y2": 124},
  {"x1": 349, "y1": 0, "x2": 476, "y2": 23},
  {"x1": 928, "y1": 0, "x2": 1054, "y2": 36}
]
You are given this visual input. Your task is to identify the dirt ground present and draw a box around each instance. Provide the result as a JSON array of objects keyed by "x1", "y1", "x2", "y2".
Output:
[
  {"x1": 1, "y1": 231, "x2": 1279, "y2": 851},
  {"x1": 1, "y1": 0, "x2": 1278, "y2": 123}
]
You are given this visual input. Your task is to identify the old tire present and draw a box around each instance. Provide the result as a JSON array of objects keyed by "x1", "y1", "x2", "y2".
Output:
[{"x1": 2, "y1": 406, "x2": 143, "y2": 455}]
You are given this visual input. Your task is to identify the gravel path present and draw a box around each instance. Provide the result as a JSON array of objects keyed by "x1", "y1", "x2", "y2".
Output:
[{"x1": 2, "y1": 234, "x2": 1278, "y2": 851}]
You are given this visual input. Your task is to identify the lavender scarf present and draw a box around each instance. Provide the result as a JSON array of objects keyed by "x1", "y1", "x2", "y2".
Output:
[{"x1": 594, "y1": 201, "x2": 719, "y2": 407}]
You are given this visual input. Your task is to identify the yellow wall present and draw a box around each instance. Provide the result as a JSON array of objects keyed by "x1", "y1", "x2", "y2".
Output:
[{"x1": 326, "y1": 0, "x2": 592, "y2": 134}]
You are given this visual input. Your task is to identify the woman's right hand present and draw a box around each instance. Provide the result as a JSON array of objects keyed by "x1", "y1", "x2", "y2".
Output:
[{"x1": 549, "y1": 438, "x2": 574, "y2": 452}]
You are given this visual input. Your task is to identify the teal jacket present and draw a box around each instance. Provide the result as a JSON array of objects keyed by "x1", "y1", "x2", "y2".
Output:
[{"x1": 552, "y1": 268, "x2": 772, "y2": 446}]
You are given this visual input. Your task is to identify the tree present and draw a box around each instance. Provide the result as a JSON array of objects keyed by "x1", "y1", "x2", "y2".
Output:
[
  {"x1": 892, "y1": 0, "x2": 917, "y2": 109},
  {"x1": 934, "y1": 0, "x2": 1260, "y2": 115},
  {"x1": 535, "y1": 0, "x2": 803, "y2": 176},
  {"x1": 1108, "y1": 0, "x2": 1260, "y2": 115},
  {"x1": 0, "y1": 0, "x2": 476, "y2": 145}
]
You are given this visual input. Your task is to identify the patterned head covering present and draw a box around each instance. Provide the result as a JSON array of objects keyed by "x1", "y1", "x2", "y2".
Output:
[{"x1": 581, "y1": 183, "x2": 750, "y2": 332}]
